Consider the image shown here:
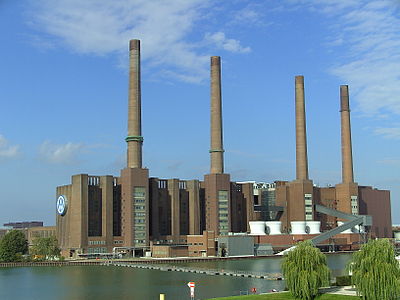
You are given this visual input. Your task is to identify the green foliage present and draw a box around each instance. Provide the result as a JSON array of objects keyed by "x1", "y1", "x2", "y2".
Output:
[
  {"x1": 30, "y1": 236, "x2": 61, "y2": 259},
  {"x1": 335, "y1": 276, "x2": 352, "y2": 286},
  {"x1": 282, "y1": 241, "x2": 330, "y2": 300},
  {"x1": 349, "y1": 238, "x2": 400, "y2": 300},
  {"x1": 0, "y1": 230, "x2": 28, "y2": 262},
  {"x1": 206, "y1": 292, "x2": 358, "y2": 299}
]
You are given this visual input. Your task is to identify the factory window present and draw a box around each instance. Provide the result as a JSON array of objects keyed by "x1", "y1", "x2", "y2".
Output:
[
  {"x1": 304, "y1": 194, "x2": 313, "y2": 221},
  {"x1": 133, "y1": 189, "x2": 146, "y2": 198},
  {"x1": 88, "y1": 186, "x2": 102, "y2": 237},
  {"x1": 133, "y1": 187, "x2": 147, "y2": 244},
  {"x1": 218, "y1": 190, "x2": 229, "y2": 235},
  {"x1": 218, "y1": 191, "x2": 228, "y2": 201},
  {"x1": 351, "y1": 196, "x2": 358, "y2": 215},
  {"x1": 87, "y1": 247, "x2": 107, "y2": 254}
]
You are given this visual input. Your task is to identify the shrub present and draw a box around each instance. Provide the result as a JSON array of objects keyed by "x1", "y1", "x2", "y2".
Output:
[{"x1": 335, "y1": 275, "x2": 352, "y2": 286}]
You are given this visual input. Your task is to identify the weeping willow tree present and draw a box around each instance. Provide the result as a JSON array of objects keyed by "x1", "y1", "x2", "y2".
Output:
[
  {"x1": 349, "y1": 238, "x2": 400, "y2": 300},
  {"x1": 282, "y1": 241, "x2": 330, "y2": 300}
]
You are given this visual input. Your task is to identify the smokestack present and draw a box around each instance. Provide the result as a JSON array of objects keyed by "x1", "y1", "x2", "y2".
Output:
[
  {"x1": 126, "y1": 39, "x2": 143, "y2": 169},
  {"x1": 340, "y1": 85, "x2": 354, "y2": 183},
  {"x1": 295, "y1": 75, "x2": 309, "y2": 180},
  {"x1": 210, "y1": 56, "x2": 224, "y2": 174}
]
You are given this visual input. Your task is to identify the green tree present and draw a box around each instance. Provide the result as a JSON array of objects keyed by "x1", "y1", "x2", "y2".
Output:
[
  {"x1": 0, "y1": 230, "x2": 28, "y2": 262},
  {"x1": 349, "y1": 238, "x2": 400, "y2": 300},
  {"x1": 30, "y1": 236, "x2": 61, "y2": 259},
  {"x1": 282, "y1": 240, "x2": 330, "y2": 300}
]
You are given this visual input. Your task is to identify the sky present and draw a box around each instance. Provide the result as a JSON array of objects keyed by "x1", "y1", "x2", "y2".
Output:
[{"x1": 0, "y1": 0, "x2": 399, "y2": 226}]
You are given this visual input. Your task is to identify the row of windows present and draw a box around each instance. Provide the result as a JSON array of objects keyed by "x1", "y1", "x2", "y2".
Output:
[
  {"x1": 134, "y1": 212, "x2": 146, "y2": 217},
  {"x1": 351, "y1": 196, "x2": 358, "y2": 214},
  {"x1": 218, "y1": 191, "x2": 229, "y2": 201},
  {"x1": 305, "y1": 193, "x2": 313, "y2": 220},
  {"x1": 113, "y1": 240, "x2": 123, "y2": 244},
  {"x1": 88, "y1": 240, "x2": 106, "y2": 245},
  {"x1": 87, "y1": 247, "x2": 107, "y2": 254},
  {"x1": 218, "y1": 191, "x2": 229, "y2": 234},
  {"x1": 133, "y1": 187, "x2": 146, "y2": 198},
  {"x1": 134, "y1": 219, "x2": 145, "y2": 224}
]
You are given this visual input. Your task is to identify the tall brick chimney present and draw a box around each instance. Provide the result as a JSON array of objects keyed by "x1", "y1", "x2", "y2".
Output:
[
  {"x1": 126, "y1": 39, "x2": 143, "y2": 169},
  {"x1": 210, "y1": 56, "x2": 224, "y2": 174},
  {"x1": 295, "y1": 75, "x2": 309, "y2": 180},
  {"x1": 340, "y1": 85, "x2": 354, "y2": 183}
]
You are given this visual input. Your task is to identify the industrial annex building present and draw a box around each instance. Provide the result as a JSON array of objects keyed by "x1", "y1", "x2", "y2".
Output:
[{"x1": 56, "y1": 40, "x2": 392, "y2": 258}]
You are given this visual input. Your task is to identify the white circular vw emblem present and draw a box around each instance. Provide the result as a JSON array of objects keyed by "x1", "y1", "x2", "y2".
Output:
[{"x1": 56, "y1": 195, "x2": 68, "y2": 216}]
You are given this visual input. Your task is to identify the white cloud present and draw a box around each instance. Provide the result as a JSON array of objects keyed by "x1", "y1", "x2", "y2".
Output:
[
  {"x1": 228, "y1": 3, "x2": 269, "y2": 27},
  {"x1": 295, "y1": 0, "x2": 400, "y2": 117},
  {"x1": 0, "y1": 135, "x2": 20, "y2": 159},
  {"x1": 377, "y1": 158, "x2": 400, "y2": 165},
  {"x1": 205, "y1": 32, "x2": 251, "y2": 53},
  {"x1": 38, "y1": 141, "x2": 85, "y2": 164},
  {"x1": 373, "y1": 127, "x2": 400, "y2": 140},
  {"x1": 28, "y1": 0, "x2": 213, "y2": 83}
]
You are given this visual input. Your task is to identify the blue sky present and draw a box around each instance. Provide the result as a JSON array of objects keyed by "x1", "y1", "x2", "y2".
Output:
[{"x1": 1, "y1": 0, "x2": 399, "y2": 226}]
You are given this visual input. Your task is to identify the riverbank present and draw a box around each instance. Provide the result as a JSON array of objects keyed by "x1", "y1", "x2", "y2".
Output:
[
  {"x1": 206, "y1": 292, "x2": 358, "y2": 299},
  {"x1": 0, "y1": 250, "x2": 354, "y2": 268}
]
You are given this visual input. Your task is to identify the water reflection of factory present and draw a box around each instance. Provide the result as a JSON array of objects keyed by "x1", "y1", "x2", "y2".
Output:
[{"x1": 56, "y1": 39, "x2": 392, "y2": 258}]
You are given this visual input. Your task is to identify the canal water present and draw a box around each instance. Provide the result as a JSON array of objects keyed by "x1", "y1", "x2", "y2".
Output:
[{"x1": 0, "y1": 253, "x2": 351, "y2": 300}]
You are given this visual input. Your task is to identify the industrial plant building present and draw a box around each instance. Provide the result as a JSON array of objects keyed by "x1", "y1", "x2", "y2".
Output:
[{"x1": 56, "y1": 39, "x2": 392, "y2": 258}]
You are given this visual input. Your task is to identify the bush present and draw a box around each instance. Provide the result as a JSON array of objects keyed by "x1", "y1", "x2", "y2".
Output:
[
  {"x1": 282, "y1": 241, "x2": 330, "y2": 300},
  {"x1": 30, "y1": 236, "x2": 61, "y2": 259},
  {"x1": 335, "y1": 276, "x2": 352, "y2": 286}
]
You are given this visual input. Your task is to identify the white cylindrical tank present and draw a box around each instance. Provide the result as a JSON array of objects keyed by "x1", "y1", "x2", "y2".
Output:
[
  {"x1": 249, "y1": 221, "x2": 266, "y2": 235},
  {"x1": 306, "y1": 221, "x2": 321, "y2": 234},
  {"x1": 352, "y1": 225, "x2": 365, "y2": 233},
  {"x1": 265, "y1": 221, "x2": 282, "y2": 235},
  {"x1": 291, "y1": 221, "x2": 307, "y2": 234},
  {"x1": 337, "y1": 221, "x2": 353, "y2": 233}
]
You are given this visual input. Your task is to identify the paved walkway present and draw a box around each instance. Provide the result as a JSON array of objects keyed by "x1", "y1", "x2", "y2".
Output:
[{"x1": 320, "y1": 286, "x2": 357, "y2": 296}]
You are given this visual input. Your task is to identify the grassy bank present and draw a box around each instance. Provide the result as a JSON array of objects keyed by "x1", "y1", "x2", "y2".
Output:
[{"x1": 206, "y1": 292, "x2": 359, "y2": 300}]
